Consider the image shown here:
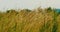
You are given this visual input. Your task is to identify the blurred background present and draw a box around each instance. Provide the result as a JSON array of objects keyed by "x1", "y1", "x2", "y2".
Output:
[{"x1": 0, "y1": 0, "x2": 60, "y2": 12}]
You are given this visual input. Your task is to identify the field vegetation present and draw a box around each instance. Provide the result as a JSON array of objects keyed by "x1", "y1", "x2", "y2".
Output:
[{"x1": 0, "y1": 7, "x2": 60, "y2": 32}]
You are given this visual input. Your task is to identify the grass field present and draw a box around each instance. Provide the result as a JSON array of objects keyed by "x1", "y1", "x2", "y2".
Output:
[{"x1": 0, "y1": 7, "x2": 60, "y2": 32}]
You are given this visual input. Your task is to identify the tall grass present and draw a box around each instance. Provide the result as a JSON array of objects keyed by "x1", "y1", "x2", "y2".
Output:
[{"x1": 0, "y1": 7, "x2": 60, "y2": 32}]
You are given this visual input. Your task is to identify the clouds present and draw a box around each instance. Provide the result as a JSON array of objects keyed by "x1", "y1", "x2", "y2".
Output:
[{"x1": 0, "y1": 0, "x2": 60, "y2": 11}]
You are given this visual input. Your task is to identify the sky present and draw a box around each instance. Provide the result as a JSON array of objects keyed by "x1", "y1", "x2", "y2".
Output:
[{"x1": 0, "y1": 0, "x2": 60, "y2": 12}]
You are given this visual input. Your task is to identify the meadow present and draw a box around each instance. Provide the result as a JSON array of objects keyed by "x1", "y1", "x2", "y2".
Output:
[{"x1": 0, "y1": 7, "x2": 60, "y2": 32}]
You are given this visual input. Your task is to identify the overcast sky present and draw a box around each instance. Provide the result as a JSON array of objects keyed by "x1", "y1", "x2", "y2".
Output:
[{"x1": 0, "y1": 0, "x2": 60, "y2": 12}]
